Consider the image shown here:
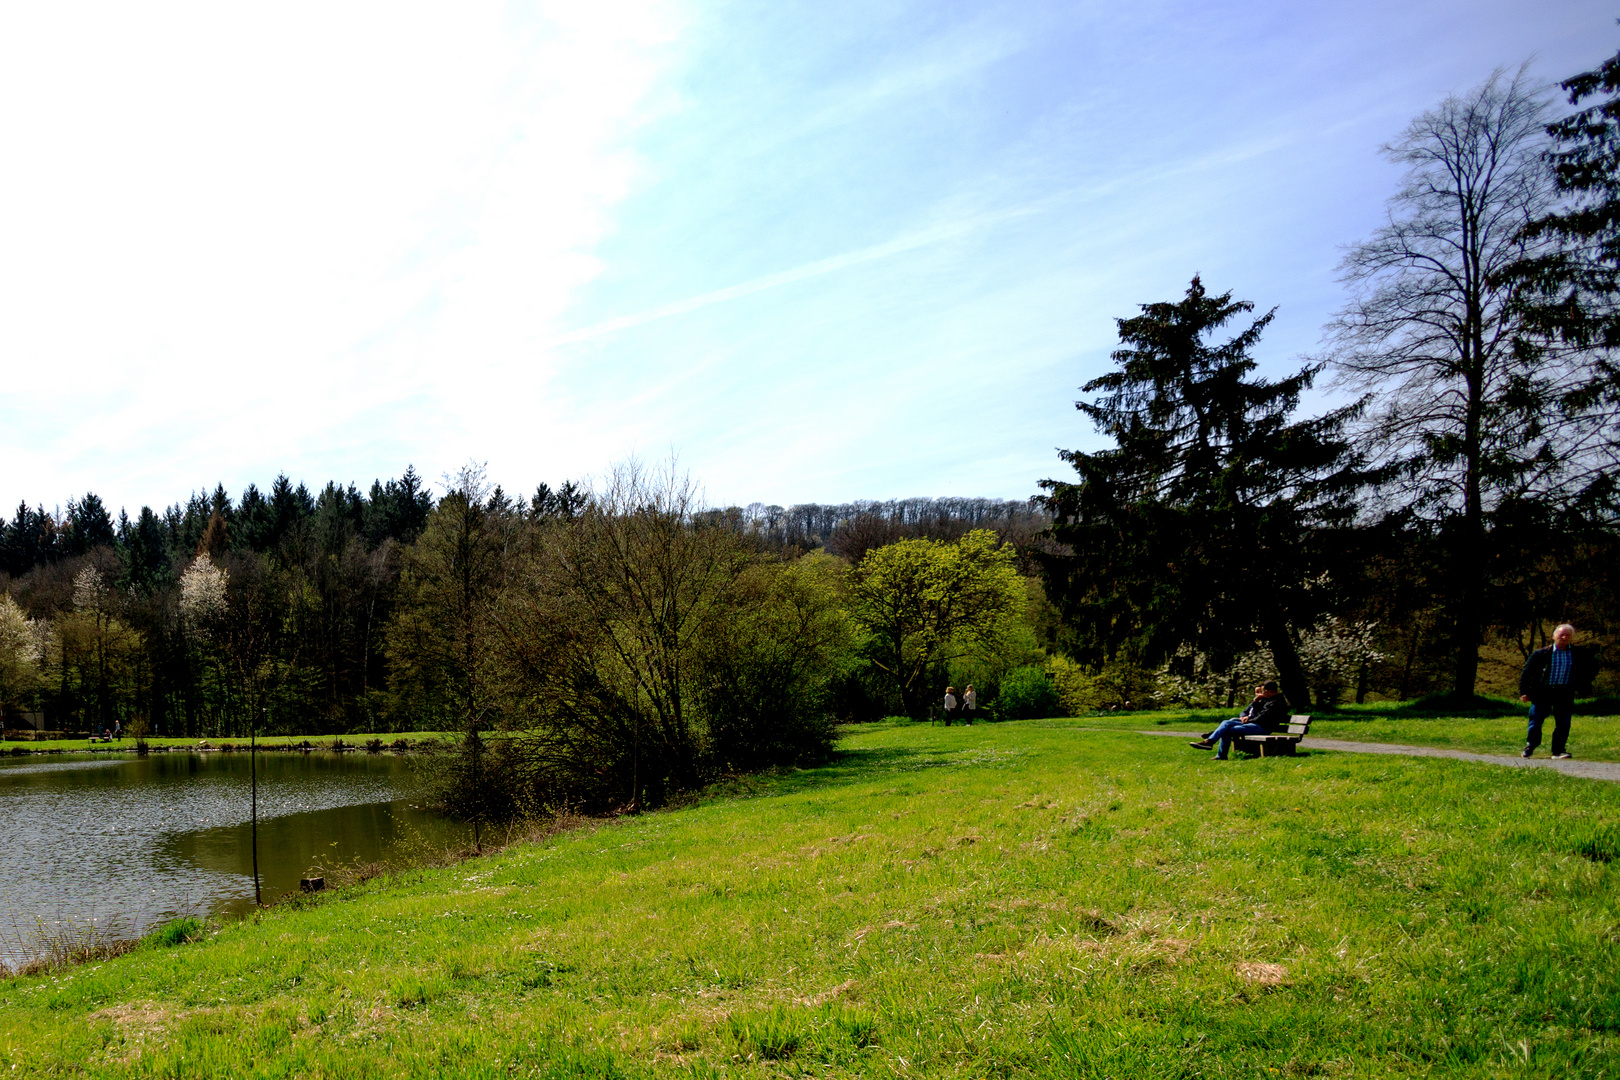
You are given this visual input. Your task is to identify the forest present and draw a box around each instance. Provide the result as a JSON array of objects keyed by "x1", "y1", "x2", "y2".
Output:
[{"x1": 3, "y1": 56, "x2": 1620, "y2": 809}]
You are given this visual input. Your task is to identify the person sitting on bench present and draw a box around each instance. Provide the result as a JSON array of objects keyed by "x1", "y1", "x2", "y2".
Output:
[{"x1": 1189, "y1": 681, "x2": 1291, "y2": 760}]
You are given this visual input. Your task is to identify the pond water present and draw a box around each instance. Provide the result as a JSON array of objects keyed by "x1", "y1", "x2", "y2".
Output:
[{"x1": 0, "y1": 750, "x2": 469, "y2": 962}]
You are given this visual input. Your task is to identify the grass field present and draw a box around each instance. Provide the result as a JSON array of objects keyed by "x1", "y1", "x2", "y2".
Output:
[
  {"x1": 1081, "y1": 702, "x2": 1620, "y2": 762},
  {"x1": 2, "y1": 719, "x2": 1617, "y2": 1078}
]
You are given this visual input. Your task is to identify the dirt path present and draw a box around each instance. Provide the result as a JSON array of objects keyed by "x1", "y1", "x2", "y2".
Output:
[{"x1": 1134, "y1": 728, "x2": 1620, "y2": 782}]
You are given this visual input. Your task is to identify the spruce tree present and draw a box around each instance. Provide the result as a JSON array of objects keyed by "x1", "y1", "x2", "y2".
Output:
[{"x1": 1038, "y1": 277, "x2": 1364, "y2": 708}]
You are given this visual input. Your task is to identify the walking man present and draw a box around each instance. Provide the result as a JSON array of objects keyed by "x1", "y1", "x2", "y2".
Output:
[{"x1": 1519, "y1": 623, "x2": 1599, "y2": 759}]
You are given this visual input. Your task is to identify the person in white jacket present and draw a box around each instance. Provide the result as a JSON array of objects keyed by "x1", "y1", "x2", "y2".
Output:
[
  {"x1": 962, "y1": 685, "x2": 977, "y2": 724},
  {"x1": 943, "y1": 687, "x2": 958, "y2": 726}
]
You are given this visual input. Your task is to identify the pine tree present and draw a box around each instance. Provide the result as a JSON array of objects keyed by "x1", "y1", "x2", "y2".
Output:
[{"x1": 1038, "y1": 277, "x2": 1364, "y2": 708}]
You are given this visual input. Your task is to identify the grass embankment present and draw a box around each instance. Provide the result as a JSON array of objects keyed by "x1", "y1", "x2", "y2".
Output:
[
  {"x1": 1084, "y1": 702, "x2": 1620, "y2": 761},
  {"x1": 0, "y1": 731, "x2": 453, "y2": 755},
  {"x1": 3, "y1": 719, "x2": 1618, "y2": 1077}
]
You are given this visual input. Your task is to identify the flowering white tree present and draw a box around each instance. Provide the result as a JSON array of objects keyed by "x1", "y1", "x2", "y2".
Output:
[
  {"x1": 0, "y1": 595, "x2": 48, "y2": 711},
  {"x1": 1296, "y1": 616, "x2": 1383, "y2": 707},
  {"x1": 1157, "y1": 617, "x2": 1383, "y2": 709},
  {"x1": 179, "y1": 558, "x2": 229, "y2": 637},
  {"x1": 72, "y1": 565, "x2": 110, "y2": 615}
]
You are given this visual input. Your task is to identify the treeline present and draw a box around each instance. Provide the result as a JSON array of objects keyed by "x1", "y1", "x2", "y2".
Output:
[{"x1": 0, "y1": 466, "x2": 1048, "y2": 756}]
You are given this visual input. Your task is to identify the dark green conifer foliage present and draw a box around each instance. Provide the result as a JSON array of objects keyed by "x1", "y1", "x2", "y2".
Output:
[
  {"x1": 122, "y1": 507, "x2": 172, "y2": 594},
  {"x1": 1, "y1": 503, "x2": 45, "y2": 575},
  {"x1": 363, "y1": 466, "x2": 433, "y2": 545},
  {"x1": 235, "y1": 484, "x2": 273, "y2": 550},
  {"x1": 66, "y1": 494, "x2": 116, "y2": 555},
  {"x1": 1504, "y1": 47, "x2": 1620, "y2": 512},
  {"x1": 1037, "y1": 277, "x2": 1364, "y2": 709}
]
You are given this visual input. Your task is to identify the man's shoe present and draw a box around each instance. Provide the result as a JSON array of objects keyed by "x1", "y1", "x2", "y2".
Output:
[
  {"x1": 1521, "y1": 747, "x2": 1533, "y2": 758},
  {"x1": 1188, "y1": 740, "x2": 1213, "y2": 749},
  {"x1": 1552, "y1": 752, "x2": 1573, "y2": 760}
]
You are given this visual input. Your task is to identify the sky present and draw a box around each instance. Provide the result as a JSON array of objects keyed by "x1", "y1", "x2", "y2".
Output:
[{"x1": 0, "y1": 0, "x2": 1613, "y2": 516}]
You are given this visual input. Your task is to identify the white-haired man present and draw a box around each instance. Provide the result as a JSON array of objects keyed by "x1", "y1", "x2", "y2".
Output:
[{"x1": 1518, "y1": 624, "x2": 1599, "y2": 759}]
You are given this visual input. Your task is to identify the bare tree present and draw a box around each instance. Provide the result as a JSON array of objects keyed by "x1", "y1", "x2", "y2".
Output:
[
  {"x1": 388, "y1": 462, "x2": 514, "y2": 846},
  {"x1": 1328, "y1": 67, "x2": 1573, "y2": 699}
]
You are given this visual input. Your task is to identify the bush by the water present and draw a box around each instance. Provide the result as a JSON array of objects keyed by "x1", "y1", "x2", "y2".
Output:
[{"x1": 424, "y1": 466, "x2": 852, "y2": 816}]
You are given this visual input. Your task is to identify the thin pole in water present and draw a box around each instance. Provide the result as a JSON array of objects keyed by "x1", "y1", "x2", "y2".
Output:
[{"x1": 251, "y1": 706, "x2": 261, "y2": 906}]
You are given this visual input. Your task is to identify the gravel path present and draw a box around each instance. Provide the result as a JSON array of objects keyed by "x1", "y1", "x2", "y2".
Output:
[{"x1": 1134, "y1": 728, "x2": 1620, "y2": 782}]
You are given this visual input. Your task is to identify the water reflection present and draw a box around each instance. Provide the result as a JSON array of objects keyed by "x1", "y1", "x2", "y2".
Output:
[{"x1": 0, "y1": 750, "x2": 467, "y2": 960}]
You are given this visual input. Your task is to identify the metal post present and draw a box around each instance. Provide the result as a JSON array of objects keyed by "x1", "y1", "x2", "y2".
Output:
[{"x1": 251, "y1": 706, "x2": 261, "y2": 906}]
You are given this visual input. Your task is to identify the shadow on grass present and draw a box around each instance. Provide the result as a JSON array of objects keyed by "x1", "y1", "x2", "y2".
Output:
[{"x1": 696, "y1": 726, "x2": 1073, "y2": 805}]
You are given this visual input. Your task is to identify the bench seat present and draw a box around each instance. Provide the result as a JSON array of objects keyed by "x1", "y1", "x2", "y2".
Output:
[{"x1": 1234, "y1": 715, "x2": 1312, "y2": 757}]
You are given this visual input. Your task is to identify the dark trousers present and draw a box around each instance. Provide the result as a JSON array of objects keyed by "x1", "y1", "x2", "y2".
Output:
[{"x1": 1526, "y1": 688, "x2": 1576, "y2": 755}]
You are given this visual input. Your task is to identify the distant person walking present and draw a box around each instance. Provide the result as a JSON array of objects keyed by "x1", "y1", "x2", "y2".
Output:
[
  {"x1": 962, "y1": 685, "x2": 977, "y2": 724},
  {"x1": 1519, "y1": 624, "x2": 1598, "y2": 759},
  {"x1": 943, "y1": 687, "x2": 958, "y2": 726}
]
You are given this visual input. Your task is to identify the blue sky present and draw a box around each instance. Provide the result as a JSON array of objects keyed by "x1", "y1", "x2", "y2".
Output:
[{"x1": 0, "y1": 1, "x2": 1611, "y2": 514}]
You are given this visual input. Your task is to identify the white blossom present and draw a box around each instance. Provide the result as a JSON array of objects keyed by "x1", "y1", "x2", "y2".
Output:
[
  {"x1": 72, "y1": 565, "x2": 111, "y2": 613},
  {"x1": 179, "y1": 558, "x2": 229, "y2": 635},
  {"x1": 0, "y1": 594, "x2": 48, "y2": 701}
]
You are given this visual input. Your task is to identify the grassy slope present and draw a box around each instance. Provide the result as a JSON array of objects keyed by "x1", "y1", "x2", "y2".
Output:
[
  {"x1": 1084, "y1": 706, "x2": 1620, "y2": 761},
  {"x1": 2, "y1": 720, "x2": 1618, "y2": 1078}
]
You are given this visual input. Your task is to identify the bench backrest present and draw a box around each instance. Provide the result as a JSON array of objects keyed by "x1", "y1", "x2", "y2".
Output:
[{"x1": 1285, "y1": 714, "x2": 1312, "y2": 736}]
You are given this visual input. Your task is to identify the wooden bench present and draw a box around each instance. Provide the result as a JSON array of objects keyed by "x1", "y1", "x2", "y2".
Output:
[{"x1": 1234, "y1": 715, "x2": 1312, "y2": 757}]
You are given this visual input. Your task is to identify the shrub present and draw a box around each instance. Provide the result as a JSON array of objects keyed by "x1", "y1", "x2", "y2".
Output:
[{"x1": 996, "y1": 664, "x2": 1060, "y2": 719}]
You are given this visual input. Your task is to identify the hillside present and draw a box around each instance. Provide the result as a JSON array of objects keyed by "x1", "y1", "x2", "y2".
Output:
[{"x1": 2, "y1": 720, "x2": 1617, "y2": 1077}]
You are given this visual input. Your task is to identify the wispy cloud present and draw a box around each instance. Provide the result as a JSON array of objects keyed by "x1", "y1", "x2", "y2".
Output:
[{"x1": 546, "y1": 203, "x2": 1041, "y2": 347}]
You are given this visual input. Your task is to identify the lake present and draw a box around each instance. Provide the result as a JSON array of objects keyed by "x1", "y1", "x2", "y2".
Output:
[{"x1": 0, "y1": 749, "x2": 469, "y2": 963}]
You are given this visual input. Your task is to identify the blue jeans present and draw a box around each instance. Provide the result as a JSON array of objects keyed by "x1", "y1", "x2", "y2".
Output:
[
  {"x1": 1208, "y1": 719, "x2": 1266, "y2": 760},
  {"x1": 1526, "y1": 689, "x2": 1575, "y2": 755}
]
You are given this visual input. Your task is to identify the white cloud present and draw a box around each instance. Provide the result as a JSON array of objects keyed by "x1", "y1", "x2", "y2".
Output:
[{"x1": 0, "y1": 1, "x2": 683, "y2": 511}]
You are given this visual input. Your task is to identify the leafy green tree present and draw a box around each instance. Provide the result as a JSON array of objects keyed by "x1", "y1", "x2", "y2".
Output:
[
  {"x1": 1038, "y1": 277, "x2": 1363, "y2": 709},
  {"x1": 488, "y1": 461, "x2": 847, "y2": 810},
  {"x1": 695, "y1": 552, "x2": 853, "y2": 771},
  {"x1": 848, "y1": 529, "x2": 1024, "y2": 718},
  {"x1": 387, "y1": 466, "x2": 510, "y2": 732},
  {"x1": 53, "y1": 561, "x2": 145, "y2": 731}
]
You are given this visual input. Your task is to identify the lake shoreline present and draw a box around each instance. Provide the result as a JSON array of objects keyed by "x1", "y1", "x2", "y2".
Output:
[{"x1": 0, "y1": 731, "x2": 452, "y2": 757}]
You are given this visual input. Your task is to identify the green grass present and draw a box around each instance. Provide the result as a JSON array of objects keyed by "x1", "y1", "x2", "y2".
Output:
[
  {"x1": 0, "y1": 731, "x2": 453, "y2": 755},
  {"x1": 1082, "y1": 704, "x2": 1620, "y2": 761},
  {"x1": 2, "y1": 719, "x2": 1618, "y2": 1077}
]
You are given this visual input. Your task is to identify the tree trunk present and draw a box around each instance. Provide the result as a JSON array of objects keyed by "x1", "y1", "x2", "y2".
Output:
[
  {"x1": 1451, "y1": 254, "x2": 1487, "y2": 703},
  {"x1": 1261, "y1": 611, "x2": 1310, "y2": 714}
]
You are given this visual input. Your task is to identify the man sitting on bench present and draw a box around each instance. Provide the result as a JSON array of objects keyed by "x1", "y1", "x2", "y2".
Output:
[{"x1": 1189, "y1": 681, "x2": 1291, "y2": 760}]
